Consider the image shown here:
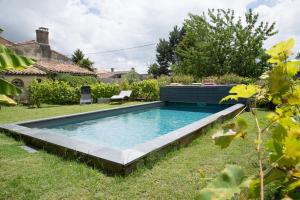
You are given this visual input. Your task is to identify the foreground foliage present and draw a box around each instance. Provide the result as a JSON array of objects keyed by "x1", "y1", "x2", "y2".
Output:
[
  {"x1": 0, "y1": 44, "x2": 35, "y2": 105},
  {"x1": 200, "y1": 38, "x2": 300, "y2": 199}
]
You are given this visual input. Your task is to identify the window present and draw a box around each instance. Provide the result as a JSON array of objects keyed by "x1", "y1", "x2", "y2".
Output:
[{"x1": 11, "y1": 79, "x2": 24, "y2": 88}]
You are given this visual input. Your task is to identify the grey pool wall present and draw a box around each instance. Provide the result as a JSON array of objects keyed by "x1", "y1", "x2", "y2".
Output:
[
  {"x1": 160, "y1": 85, "x2": 248, "y2": 105},
  {"x1": 0, "y1": 101, "x2": 245, "y2": 174}
]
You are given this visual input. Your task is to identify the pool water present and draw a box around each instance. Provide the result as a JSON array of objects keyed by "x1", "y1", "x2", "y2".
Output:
[{"x1": 40, "y1": 103, "x2": 227, "y2": 150}]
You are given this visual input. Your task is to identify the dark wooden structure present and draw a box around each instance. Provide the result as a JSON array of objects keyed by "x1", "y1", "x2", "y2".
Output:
[{"x1": 160, "y1": 85, "x2": 246, "y2": 104}]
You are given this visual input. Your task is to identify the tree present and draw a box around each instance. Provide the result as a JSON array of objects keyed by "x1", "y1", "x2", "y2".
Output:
[
  {"x1": 148, "y1": 63, "x2": 160, "y2": 78},
  {"x1": 156, "y1": 39, "x2": 171, "y2": 75},
  {"x1": 155, "y1": 26, "x2": 186, "y2": 76},
  {"x1": 168, "y1": 25, "x2": 186, "y2": 65},
  {"x1": 124, "y1": 68, "x2": 140, "y2": 84},
  {"x1": 175, "y1": 9, "x2": 277, "y2": 78},
  {"x1": 71, "y1": 49, "x2": 94, "y2": 71}
]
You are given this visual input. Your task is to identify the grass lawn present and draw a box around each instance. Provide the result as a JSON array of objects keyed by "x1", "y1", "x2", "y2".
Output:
[{"x1": 0, "y1": 103, "x2": 270, "y2": 199}]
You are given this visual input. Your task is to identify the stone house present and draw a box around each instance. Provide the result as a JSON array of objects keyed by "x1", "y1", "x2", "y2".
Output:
[
  {"x1": 0, "y1": 27, "x2": 96, "y2": 101},
  {"x1": 97, "y1": 67, "x2": 148, "y2": 83}
]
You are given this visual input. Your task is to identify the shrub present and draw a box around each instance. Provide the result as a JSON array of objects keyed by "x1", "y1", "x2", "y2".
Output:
[
  {"x1": 28, "y1": 80, "x2": 80, "y2": 107},
  {"x1": 215, "y1": 73, "x2": 254, "y2": 84},
  {"x1": 28, "y1": 80, "x2": 44, "y2": 108},
  {"x1": 124, "y1": 70, "x2": 140, "y2": 84},
  {"x1": 131, "y1": 79, "x2": 159, "y2": 101},
  {"x1": 91, "y1": 83, "x2": 120, "y2": 100},
  {"x1": 171, "y1": 75, "x2": 194, "y2": 85},
  {"x1": 157, "y1": 75, "x2": 171, "y2": 86},
  {"x1": 55, "y1": 73, "x2": 98, "y2": 87},
  {"x1": 119, "y1": 79, "x2": 130, "y2": 90},
  {"x1": 47, "y1": 81, "x2": 80, "y2": 104}
]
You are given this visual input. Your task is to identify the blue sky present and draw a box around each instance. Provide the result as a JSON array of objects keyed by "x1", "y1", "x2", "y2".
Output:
[
  {"x1": 0, "y1": 0, "x2": 299, "y2": 73},
  {"x1": 246, "y1": 0, "x2": 278, "y2": 9}
]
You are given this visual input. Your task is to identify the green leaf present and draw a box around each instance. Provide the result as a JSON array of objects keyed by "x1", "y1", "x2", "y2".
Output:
[
  {"x1": 248, "y1": 168, "x2": 286, "y2": 198},
  {"x1": 0, "y1": 78, "x2": 21, "y2": 96},
  {"x1": 283, "y1": 86, "x2": 300, "y2": 105},
  {"x1": 286, "y1": 60, "x2": 300, "y2": 76},
  {"x1": 0, "y1": 94, "x2": 17, "y2": 106},
  {"x1": 0, "y1": 44, "x2": 35, "y2": 71},
  {"x1": 197, "y1": 165, "x2": 250, "y2": 200},
  {"x1": 283, "y1": 134, "x2": 300, "y2": 162},
  {"x1": 266, "y1": 38, "x2": 295, "y2": 63},
  {"x1": 212, "y1": 118, "x2": 248, "y2": 149},
  {"x1": 221, "y1": 84, "x2": 259, "y2": 102}
]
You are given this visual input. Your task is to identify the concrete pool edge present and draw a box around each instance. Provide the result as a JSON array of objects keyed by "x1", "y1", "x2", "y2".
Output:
[{"x1": 0, "y1": 102, "x2": 245, "y2": 174}]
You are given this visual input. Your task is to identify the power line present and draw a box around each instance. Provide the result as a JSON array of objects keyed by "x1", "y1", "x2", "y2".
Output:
[{"x1": 72, "y1": 43, "x2": 156, "y2": 56}]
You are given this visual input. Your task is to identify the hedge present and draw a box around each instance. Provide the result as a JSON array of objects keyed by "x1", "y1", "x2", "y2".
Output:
[
  {"x1": 91, "y1": 83, "x2": 120, "y2": 100},
  {"x1": 28, "y1": 80, "x2": 80, "y2": 107},
  {"x1": 131, "y1": 79, "x2": 159, "y2": 101},
  {"x1": 28, "y1": 78, "x2": 161, "y2": 107}
]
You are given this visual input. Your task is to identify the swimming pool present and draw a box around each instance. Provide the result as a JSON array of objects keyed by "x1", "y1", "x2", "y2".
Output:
[
  {"x1": 39, "y1": 103, "x2": 227, "y2": 150},
  {"x1": 0, "y1": 101, "x2": 244, "y2": 174}
]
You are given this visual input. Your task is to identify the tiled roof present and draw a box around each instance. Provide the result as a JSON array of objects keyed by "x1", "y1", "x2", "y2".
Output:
[
  {"x1": 97, "y1": 71, "x2": 129, "y2": 78},
  {"x1": 7, "y1": 40, "x2": 36, "y2": 46},
  {"x1": 51, "y1": 49, "x2": 71, "y2": 60},
  {"x1": 97, "y1": 72, "x2": 114, "y2": 78},
  {"x1": 2, "y1": 66, "x2": 47, "y2": 75},
  {"x1": 0, "y1": 36, "x2": 14, "y2": 46},
  {"x1": 36, "y1": 60, "x2": 96, "y2": 76}
]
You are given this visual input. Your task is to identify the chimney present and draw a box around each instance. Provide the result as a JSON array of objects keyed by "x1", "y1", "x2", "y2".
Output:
[
  {"x1": 36, "y1": 27, "x2": 49, "y2": 44},
  {"x1": 111, "y1": 68, "x2": 114, "y2": 72}
]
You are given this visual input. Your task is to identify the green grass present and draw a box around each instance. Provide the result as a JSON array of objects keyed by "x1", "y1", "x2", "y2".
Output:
[
  {"x1": 0, "y1": 103, "x2": 270, "y2": 199},
  {"x1": 0, "y1": 102, "x2": 142, "y2": 124}
]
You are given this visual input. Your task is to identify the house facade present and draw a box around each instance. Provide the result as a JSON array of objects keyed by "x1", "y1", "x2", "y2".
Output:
[
  {"x1": 97, "y1": 67, "x2": 148, "y2": 83},
  {"x1": 0, "y1": 27, "x2": 96, "y2": 101}
]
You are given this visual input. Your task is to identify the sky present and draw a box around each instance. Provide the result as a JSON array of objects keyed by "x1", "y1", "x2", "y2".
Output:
[{"x1": 0, "y1": 0, "x2": 299, "y2": 73}]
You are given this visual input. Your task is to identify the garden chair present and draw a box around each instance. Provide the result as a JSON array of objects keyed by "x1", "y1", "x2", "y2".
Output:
[
  {"x1": 110, "y1": 90, "x2": 132, "y2": 103},
  {"x1": 80, "y1": 86, "x2": 92, "y2": 104}
]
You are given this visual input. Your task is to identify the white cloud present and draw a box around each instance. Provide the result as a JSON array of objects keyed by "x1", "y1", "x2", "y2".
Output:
[
  {"x1": 0, "y1": 0, "x2": 299, "y2": 73},
  {"x1": 254, "y1": 0, "x2": 300, "y2": 55}
]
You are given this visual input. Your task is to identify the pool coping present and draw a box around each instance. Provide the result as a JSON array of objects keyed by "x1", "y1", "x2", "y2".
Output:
[{"x1": 0, "y1": 101, "x2": 245, "y2": 174}]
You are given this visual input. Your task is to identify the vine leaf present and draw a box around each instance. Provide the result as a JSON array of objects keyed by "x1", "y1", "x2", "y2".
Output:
[
  {"x1": 0, "y1": 44, "x2": 35, "y2": 71},
  {"x1": 283, "y1": 133, "x2": 300, "y2": 162},
  {"x1": 0, "y1": 44, "x2": 35, "y2": 106},
  {"x1": 248, "y1": 168, "x2": 286, "y2": 198},
  {"x1": 197, "y1": 165, "x2": 250, "y2": 200},
  {"x1": 266, "y1": 38, "x2": 294, "y2": 63},
  {"x1": 212, "y1": 118, "x2": 247, "y2": 149},
  {"x1": 221, "y1": 84, "x2": 259, "y2": 102},
  {"x1": 283, "y1": 86, "x2": 300, "y2": 105},
  {"x1": 0, "y1": 94, "x2": 17, "y2": 106},
  {"x1": 0, "y1": 78, "x2": 21, "y2": 96},
  {"x1": 286, "y1": 60, "x2": 300, "y2": 76}
]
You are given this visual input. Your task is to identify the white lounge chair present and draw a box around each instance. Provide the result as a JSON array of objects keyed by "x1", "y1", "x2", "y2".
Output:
[{"x1": 110, "y1": 90, "x2": 132, "y2": 103}]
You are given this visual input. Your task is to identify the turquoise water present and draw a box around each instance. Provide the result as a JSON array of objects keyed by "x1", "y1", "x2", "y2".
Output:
[{"x1": 42, "y1": 103, "x2": 227, "y2": 150}]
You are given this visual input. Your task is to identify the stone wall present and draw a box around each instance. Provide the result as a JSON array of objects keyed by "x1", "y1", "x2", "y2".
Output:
[
  {"x1": 9, "y1": 43, "x2": 51, "y2": 60},
  {"x1": 3, "y1": 75, "x2": 47, "y2": 103},
  {"x1": 51, "y1": 51, "x2": 72, "y2": 63}
]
